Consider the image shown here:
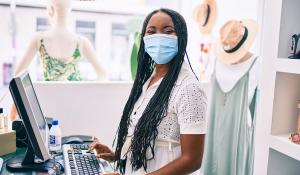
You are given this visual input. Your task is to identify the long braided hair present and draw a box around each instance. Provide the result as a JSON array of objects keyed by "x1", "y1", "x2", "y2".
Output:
[{"x1": 114, "y1": 8, "x2": 188, "y2": 173}]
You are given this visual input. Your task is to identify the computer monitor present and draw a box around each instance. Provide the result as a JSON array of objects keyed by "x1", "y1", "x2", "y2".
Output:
[{"x1": 7, "y1": 72, "x2": 54, "y2": 171}]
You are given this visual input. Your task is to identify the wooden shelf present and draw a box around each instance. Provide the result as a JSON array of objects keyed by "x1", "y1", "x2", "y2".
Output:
[
  {"x1": 269, "y1": 134, "x2": 300, "y2": 162},
  {"x1": 276, "y1": 58, "x2": 300, "y2": 74}
]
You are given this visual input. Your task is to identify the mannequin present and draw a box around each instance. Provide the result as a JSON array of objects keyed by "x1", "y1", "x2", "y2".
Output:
[
  {"x1": 193, "y1": 0, "x2": 217, "y2": 82},
  {"x1": 215, "y1": 53, "x2": 260, "y2": 106},
  {"x1": 216, "y1": 20, "x2": 260, "y2": 105},
  {"x1": 11, "y1": 0, "x2": 106, "y2": 120},
  {"x1": 201, "y1": 19, "x2": 260, "y2": 175},
  {"x1": 14, "y1": 0, "x2": 106, "y2": 80}
]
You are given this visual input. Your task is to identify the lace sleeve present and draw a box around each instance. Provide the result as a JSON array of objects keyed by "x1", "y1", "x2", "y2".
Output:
[{"x1": 175, "y1": 80, "x2": 207, "y2": 134}]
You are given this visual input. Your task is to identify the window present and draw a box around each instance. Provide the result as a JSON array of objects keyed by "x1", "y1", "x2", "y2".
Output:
[
  {"x1": 36, "y1": 18, "x2": 50, "y2": 32},
  {"x1": 76, "y1": 20, "x2": 96, "y2": 48},
  {"x1": 75, "y1": 20, "x2": 97, "y2": 80},
  {"x1": 108, "y1": 23, "x2": 131, "y2": 81},
  {"x1": 144, "y1": 0, "x2": 179, "y2": 8}
]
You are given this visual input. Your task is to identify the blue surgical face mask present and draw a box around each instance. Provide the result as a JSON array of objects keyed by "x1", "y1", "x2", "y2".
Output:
[{"x1": 143, "y1": 34, "x2": 178, "y2": 64}]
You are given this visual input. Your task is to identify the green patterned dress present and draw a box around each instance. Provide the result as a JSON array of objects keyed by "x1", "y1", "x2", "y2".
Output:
[{"x1": 39, "y1": 39, "x2": 82, "y2": 81}]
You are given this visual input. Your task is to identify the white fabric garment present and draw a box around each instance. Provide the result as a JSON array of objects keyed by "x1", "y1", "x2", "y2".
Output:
[
  {"x1": 215, "y1": 55, "x2": 261, "y2": 127},
  {"x1": 123, "y1": 62, "x2": 207, "y2": 175}
]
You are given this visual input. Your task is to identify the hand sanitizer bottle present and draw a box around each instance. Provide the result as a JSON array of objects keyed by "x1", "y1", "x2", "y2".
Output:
[{"x1": 49, "y1": 119, "x2": 62, "y2": 152}]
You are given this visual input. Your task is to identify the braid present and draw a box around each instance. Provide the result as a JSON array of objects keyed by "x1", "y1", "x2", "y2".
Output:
[{"x1": 114, "y1": 8, "x2": 188, "y2": 174}]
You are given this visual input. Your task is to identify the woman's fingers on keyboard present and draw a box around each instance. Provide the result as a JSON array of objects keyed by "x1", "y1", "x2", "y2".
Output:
[
  {"x1": 96, "y1": 153, "x2": 114, "y2": 162},
  {"x1": 88, "y1": 142, "x2": 97, "y2": 152}
]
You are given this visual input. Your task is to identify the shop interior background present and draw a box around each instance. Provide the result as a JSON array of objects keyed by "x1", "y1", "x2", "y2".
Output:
[{"x1": 0, "y1": 0, "x2": 261, "y2": 89}]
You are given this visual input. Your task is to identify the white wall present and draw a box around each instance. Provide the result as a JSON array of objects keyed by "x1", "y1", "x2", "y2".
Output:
[
  {"x1": 33, "y1": 82, "x2": 133, "y2": 146},
  {"x1": 278, "y1": 0, "x2": 300, "y2": 58}
]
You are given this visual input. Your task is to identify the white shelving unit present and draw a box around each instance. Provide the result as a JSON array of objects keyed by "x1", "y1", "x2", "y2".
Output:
[
  {"x1": 269, "y1": 134, "x2": 300, "y2": 162},
  {"x1": 254, "y1": 0, "x2": 300, "y2": 175},
  {"x1": 276, "y1": 59, "x2": 300, "y2": 74}
]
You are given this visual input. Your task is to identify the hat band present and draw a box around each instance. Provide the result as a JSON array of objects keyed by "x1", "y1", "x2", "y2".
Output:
[
  {"x1": 224, "y1": 27, "x2": 248, "y2": 53},
  {"x1": 202, "y1": 4, "x2": 211, "y2": 27}
]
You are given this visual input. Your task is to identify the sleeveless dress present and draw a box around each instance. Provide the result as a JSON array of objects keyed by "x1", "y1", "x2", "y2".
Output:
[
  {"x1": 39, "y1": 38, "x2": 82, "y2": 81},
  {"x1": 201, "y1": 58, "x2": 258, "y2": 175}
]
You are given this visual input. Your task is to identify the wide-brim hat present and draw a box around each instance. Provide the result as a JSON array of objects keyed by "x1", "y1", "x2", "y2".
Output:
[
  {"x1": 193, "y1": 0, "x2": 216, "y2": 34},
  {"x1": 216, "y1": 19, "x2": 258, "y2": 64}
]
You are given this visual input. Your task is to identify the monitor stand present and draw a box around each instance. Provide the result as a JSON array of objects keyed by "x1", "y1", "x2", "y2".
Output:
[{"x1": 6, "y1": 144, "x2": 58, "y2": 172}]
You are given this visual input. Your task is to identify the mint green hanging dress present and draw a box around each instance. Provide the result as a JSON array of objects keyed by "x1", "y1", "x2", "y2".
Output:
[
  {"x1": 201, "y1": 58, "x2": 258, "y2": 175},
  {"x1": 39, "y1": 38, "x2": 82, "y2": 81}
]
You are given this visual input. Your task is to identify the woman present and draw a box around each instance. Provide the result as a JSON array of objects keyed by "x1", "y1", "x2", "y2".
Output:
[{"x1": 89, "y1": 8, "x2": 207, "y2": 175}]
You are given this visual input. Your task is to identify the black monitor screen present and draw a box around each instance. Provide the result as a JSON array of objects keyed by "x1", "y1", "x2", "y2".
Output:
[
  {"x1": 9, "y1": 72, "x2": 50, "y2": 161},
  {"x1": 22, "y1": 75, "x2": 47, "y2": 144}
]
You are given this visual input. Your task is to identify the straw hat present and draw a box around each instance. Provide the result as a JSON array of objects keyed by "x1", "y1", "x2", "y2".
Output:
[
  {"x1": 216, "y1": 19, "x2": 259, "y2": 64},
  {"x1": 193, "y1": 0, "x2": 216, "y2": 34}
]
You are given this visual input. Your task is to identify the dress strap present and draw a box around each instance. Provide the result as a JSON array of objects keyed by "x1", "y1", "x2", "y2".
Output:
[
  {"x1": 39, "y1": 32, "x2": 45, "y2": 49},
  {"x1": 212, "y1": 57, "x2": 217, "y2": 76},
  {"x1": 76, "y1": 36, "x2": 80, "y2": 49},
  {"x1": 40, "y1": 32, "x2": 44, "y2": 43},
  {"x1": 247, "y1": 56, "x2": 258, "y2": 73}
]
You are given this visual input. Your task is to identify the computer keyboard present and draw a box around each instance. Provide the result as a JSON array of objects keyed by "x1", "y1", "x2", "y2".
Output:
[{"x1": 63, "y1": 144, "x2": 113, "y2": 175}]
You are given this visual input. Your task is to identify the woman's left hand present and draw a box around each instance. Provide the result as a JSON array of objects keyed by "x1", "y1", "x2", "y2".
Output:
[{"x1": 10, "y1": 104, "x2": 19, "y2": 121}]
